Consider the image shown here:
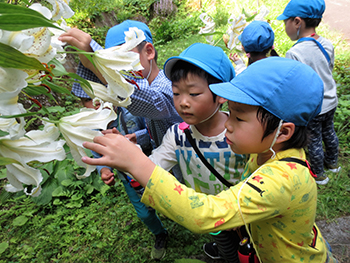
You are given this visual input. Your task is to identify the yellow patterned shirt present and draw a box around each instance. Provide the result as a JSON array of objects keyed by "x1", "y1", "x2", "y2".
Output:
[{"x1": 141, "y1": 148, "x2": 328, "y2": 263}]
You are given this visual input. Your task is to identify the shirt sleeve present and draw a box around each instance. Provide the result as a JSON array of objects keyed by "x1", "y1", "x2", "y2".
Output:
[
  {"x1": 127, "y1": 72, "x2": 178, "y2": 120},
  {"x1": 141, "y1": 164, "x2": 293, "y2": 234},
  {"x1": 148, "y1": 126, "x2": 178, "y2": 171}
]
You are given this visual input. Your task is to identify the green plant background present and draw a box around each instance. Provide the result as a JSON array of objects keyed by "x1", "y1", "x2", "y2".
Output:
[{"x1": 1, "y1": 0, "x2": 350, "y2": 262}]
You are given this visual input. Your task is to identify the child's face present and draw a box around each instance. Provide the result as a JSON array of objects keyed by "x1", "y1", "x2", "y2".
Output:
[
  {"x1": 225, "y1": 101, "x2": 275, "y2": 154},
  {"x1": 284, "y1": 18, "x2": 298, "y2": 41},
  {"x1": 172, "y1": 73, "x2": 218, "y2": 125}
]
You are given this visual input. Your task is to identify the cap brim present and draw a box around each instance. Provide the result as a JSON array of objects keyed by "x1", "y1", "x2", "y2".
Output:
[
  {"x1": 209, "y1": 82, "x2": 259, "y2": 106},
  {"x1": 276, "y1": 14, "x2": 289, "y2": 20},
  {"x1": 163, "y1": 56, "x2": 221, "y2": 81}
]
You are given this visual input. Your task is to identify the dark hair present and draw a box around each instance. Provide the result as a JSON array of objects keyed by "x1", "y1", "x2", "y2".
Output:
[
  {"x1": 303, "y1": 18, "x2": 322, "y2": 28},
  {"x1": 137, "y1": 41, "x2": 158, "y2": 63},
  {"x1": 169, "y1": 60, "x2": 222, "y2": 102},
  {"x1": 256, "y1": 107, "x2": 309, "y2": 150},
  {"x1": 248, "y1": 47, "x2": 279, "y2": 65},
  {"x1": 288, "y1": 17, "x2": 321, "y2": 28}
]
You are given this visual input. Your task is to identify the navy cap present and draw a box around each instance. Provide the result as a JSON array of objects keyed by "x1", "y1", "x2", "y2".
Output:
[
  {"x1": 164, "y1": 43, "x2": 235, "y2": 83},
  {"x1": 105, "y1": 20, "x2": 153, "y2": 48},
  {"x1": 209, "y1": 57, "x2": 323, "y2": 126},
  {"x1": 277, "y1": 0, "x2": 325, "y2": 20},
  {"x1": 238, "y1": 21, "x2": 274, "y2": 53}
]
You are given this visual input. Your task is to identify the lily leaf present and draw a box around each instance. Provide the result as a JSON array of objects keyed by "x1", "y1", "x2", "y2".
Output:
[
  {"x1": 0, "y1": 43, "x2": 46, "y2": 71},
  {"x1": 0, "y1": 3, "x2": 61, "y2": 31}
]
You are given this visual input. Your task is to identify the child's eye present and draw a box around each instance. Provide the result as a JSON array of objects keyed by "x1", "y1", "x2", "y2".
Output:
[
  {"x1": 173, "y1": 93, "x2": 179, "y2": 96},
  {"x1": 236, "y1": 117, "x2": 244, "y2": 122},
  {"x1": 190, "y1": 93, "x2": 200, "y2": 97}
]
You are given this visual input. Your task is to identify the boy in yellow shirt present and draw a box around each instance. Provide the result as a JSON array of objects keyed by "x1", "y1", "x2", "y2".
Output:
[{"x1": 82, "y1": 57, "x2": 337, "y2": 262}]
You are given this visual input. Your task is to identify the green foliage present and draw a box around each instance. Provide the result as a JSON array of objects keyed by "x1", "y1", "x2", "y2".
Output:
[{"x1": 150, "y1": 5, "x2": 202, "y2": 45}]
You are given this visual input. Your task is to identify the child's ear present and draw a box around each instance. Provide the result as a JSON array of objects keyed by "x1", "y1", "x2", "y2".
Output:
[
  {"x1": 144, "y1": 43, "x2": 155, "y2": 61},
  {"x1": 294, "y1": 17, "x2": 303, "y2": 27},
  {"x1": 276, "y1": 122, "x2": 295, "y2": 143},
  {"x1": 217, "y1": 97, "x2": 228, "y2": 104}
]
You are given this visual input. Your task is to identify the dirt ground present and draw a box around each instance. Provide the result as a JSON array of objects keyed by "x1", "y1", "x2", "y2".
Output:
[{"x1": 323, "y1": 0, "x2": 350, "y2": 42}]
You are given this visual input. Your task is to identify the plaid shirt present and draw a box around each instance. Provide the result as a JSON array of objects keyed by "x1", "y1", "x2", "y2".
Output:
[{"x1": 71, "y1": 40, "x2": 182, "y2": 146}]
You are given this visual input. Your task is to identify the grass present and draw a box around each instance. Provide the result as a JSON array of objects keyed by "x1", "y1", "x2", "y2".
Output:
[{"x1": 1, "y1": 0, "x2": 350, "y2": 262}]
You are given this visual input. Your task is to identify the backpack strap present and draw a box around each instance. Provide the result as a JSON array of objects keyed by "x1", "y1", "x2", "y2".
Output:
[
  {"x1": 294, "y1": 37, "x2": 331, "y2": 65},
  {"x1": 279, "y1": 157, "x2": 317, "y2": 178},
  {"x1": 180, "y1": 122, "x2": 233, "y2": 188}
]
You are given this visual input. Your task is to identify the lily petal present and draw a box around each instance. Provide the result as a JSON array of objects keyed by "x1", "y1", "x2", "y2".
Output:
[
  {"x1": 57, "y1": 103, "x2": 118, "y2": 178},
  {"x1": 6, "y1": 162, "x2": 43, "y2": 197},
  {"x1": 46, "y1": 0, "x2": 75, "y2": 21},
  {"x1": 92, "y1": 28, "x2": 145, "y2": 100},
  {"x1": 84, "y1": 80, "x2": 132, "y2": 107},
  {"x1": 0, "y1": 122, "x2": 66, "y2": 164},
  {"x1": 199, "y1": 13, "x2": 216, "y2": 45}
]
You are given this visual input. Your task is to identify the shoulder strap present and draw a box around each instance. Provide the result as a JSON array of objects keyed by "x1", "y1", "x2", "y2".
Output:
[
  {"x1": 183, "y1": 127, "x2": 233, "y2": 188},
  {"x1": 295, "y1": 37, "x2": 331, "y2": 64},
  {"x1": 279, "y1": 157, "x2": 316, "y2": 178}
]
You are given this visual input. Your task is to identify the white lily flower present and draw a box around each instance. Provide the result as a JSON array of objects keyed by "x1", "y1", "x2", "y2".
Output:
[
  {"x1": 199, "y1": 13, "x2": 216, "y2": 45},
  {"x1": 0, "y1": 117, "x2": 26, "y2": 140},
  {"x1": 49, "y1": 21, "x2": 70, "y2": 63},
  {"x1": 254, "y1": 5, "x2": 270, "y2": 21},
  {"x1": 5, "y1": 162, "x2": 43, "y2": 197},
  {"x1": 226, "y1": 14, "x2": 247, "y2": 50},
  {"x1": 56, "y1": 102, "x2": 118, "y2": 179},
  {"x1": 84, "y1": 80, "x2": 132, "y2": 107},
  {"x1": 0, "y1": 67, "x2": 28, "y2": 117},
  {"x1": 92, "y1": 27, "x2": 144, "y2": 100},
  {"x1": 46, "y1": 0, "x2": 75, "y2": 21},
  {"x1": 0, "y1": 30, "x2": 34, "y2": 52},
  {"x1": 0, "y1": 122, "x2": 66, "y2": 164},
  {"x1": 0, "y1": 123, "x2": 66, "y2": 196},
  {"x1": 0, "y1": 67, "x2": 28, "y2": 95}
]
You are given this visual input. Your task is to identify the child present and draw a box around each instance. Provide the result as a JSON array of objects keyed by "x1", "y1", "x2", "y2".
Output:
[
  {"x1": 59, "y1": 20, "x2": 183, "y2": 181},
  {"x1": 82, "y1": 57, "x2": 338, "y2": 263},
  {"x1": 277, "y1": 0, "x2": 340, "y2": 185},
  {"x1": 60, "y1": 21, "x2": 175, "y2": 260},
  {"x1": 148, "y1": 42, "x2": 247, "y2": 261},
  {"x1": 230, "y1": 20, "x2": 279, "y2": 75}
]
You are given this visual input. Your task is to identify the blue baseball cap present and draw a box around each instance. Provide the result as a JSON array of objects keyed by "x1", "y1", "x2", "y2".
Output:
[
  {"x1": 105, "y1": 20, "x2": 153, "y2": 48},
  {"x1": 277, "y1": 0, "x2": 325, "y2": 20},
  {"x1": 163, "y1": 43, "x2": 235, "y2": 83},
  {"x1": 209, "y1": 57, "x2": 323, "y2": 126},
  {"x1": 238, "y1": 21, "x2": 274, "y2": 53}
]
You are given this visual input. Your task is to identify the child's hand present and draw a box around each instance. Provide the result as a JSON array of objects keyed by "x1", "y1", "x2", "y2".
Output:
[
  {"x1": 82, "y1": 134, "x2": 155, "y2": 186},
  {"x1": 100, "y1": 167, "x2": 115, "y2": 186},
  {"x1": 125, "y1": 133, "x2": 137, "y2": 144},
  {"x1": 59, "y1": 28, "x2": 92, "y2": 52},
  {"x1": 102, "y1": 127, "x2": 120, "y2": 135},
  {"x1": 229, "y1": 53, "x2": 240, "y2": 62}
]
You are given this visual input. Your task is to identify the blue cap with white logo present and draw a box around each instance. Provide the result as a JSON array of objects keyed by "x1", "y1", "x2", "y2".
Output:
[{"x1": 105, "y1": 20, "x2": 153, "y2": 48}]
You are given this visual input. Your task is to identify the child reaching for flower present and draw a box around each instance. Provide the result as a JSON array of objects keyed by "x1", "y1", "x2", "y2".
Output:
[{"x1": 81, "y1": 57, "x2": 338, "y2": 262}]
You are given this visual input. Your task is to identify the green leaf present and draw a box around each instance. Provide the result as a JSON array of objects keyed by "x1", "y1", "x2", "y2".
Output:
[
  {"x1": 49, "y1": 58, "x2": 69, "y2": 76},
  {"x1": 0, "y1": 3, "x2": 61, "y2": 31},
  {"x1": 0, "y1": 157, "x2": 21, "y2": 166},
  {"x1": 12, "y1": 215, "x2": 29, "y2": 226},
  {"x1": 0, "y1": 129, "x2": 10, "y2": 137},
  {"x1": 0, "y1": 43, "x2": 46, "y2": 71},
  {"x1": 0, "y1": 242, "x2": 9, "y2": 255},
  {"x1": 42, "y1": 79, "x2": 70, "y2": 94},
  {"x1": 61, "y1": 179, "x2": 73, "y2": 187}
]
